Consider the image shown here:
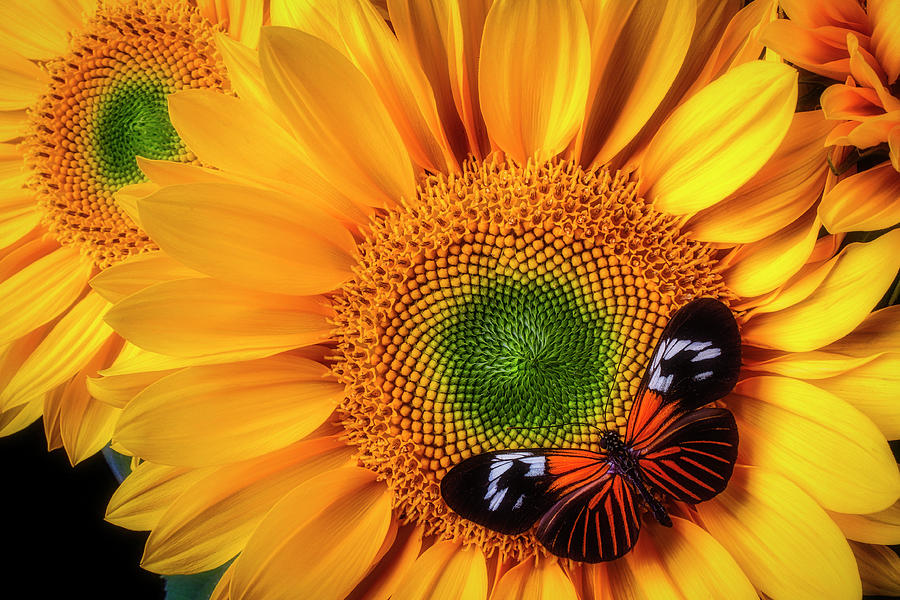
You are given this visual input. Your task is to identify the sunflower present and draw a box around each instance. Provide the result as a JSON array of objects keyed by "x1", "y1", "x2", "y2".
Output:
[
  {"x1": 96, "y1": 0, "x2": 900, "y2": 598},
  {"x1": 760, "y1": 0, "x2": 900, "y2": 233},
  {"x1": 0, "y1": 0, "x2": 267, "y2": 463}
]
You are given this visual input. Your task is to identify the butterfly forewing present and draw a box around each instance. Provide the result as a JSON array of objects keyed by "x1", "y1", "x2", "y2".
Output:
[
  {"x1": 638, "y1": 298, "x2": 741, "y2": 410},
  {"x1": 535, "y1": 470, "x2": 640, "y2": 562}
]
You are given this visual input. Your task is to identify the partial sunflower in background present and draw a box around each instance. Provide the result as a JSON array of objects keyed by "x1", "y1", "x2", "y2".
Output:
[
  {"x1": 86, "y1": 0, "x2": 900, "y2": 598},
  {"x1": 761, "y1": 0, "x2": 900, "y2": 233},
  {"x1": 0, "y1": 0, "x2": 267, "y2": 463}
]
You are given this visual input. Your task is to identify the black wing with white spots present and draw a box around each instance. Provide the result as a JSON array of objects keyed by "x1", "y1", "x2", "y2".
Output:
[{"x1": 637, "y1": 298, "x2": 741, "y2": 410}]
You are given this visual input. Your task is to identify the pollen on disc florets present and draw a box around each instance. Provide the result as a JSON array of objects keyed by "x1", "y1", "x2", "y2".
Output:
[
  {"x1": 25, "y1": 0, "x2": 229, "y2": 269},
  {"x1": 333, "y1": 157, "x2": 730, "y2": 560}
]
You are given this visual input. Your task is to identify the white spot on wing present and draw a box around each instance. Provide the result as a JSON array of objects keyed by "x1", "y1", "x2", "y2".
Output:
[
  {"x1": 513, "y1": 495, "x2": 525, "y2": 510},
  {"x1": 694, "y1": 370, "x2": 713, "y2": 381},
  {"x1": 663, "y1": 339, "x2": 690, "y2": 359},
  {"x1": 691, "y1": 347, "x2": 722, "y2": 362},
  {"x1": 686, "y1": 341, "x2": 713, "y2": 351},
  {"x1": 488, "y1": 487, "x2": 508, "y2": 511}
]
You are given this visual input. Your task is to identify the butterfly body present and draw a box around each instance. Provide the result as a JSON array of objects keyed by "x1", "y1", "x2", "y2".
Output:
[{"x1": 440, "y1": 298, "x2": 741, "y2": 563}]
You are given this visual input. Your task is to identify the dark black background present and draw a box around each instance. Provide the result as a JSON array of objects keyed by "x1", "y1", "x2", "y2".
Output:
[{"x1": 1, "y1": 421, "x2": 164, "y2": 599}]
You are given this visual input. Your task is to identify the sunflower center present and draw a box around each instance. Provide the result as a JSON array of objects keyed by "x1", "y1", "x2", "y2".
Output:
[
  {"x1": 334, "y1": 157, "x2": 727, "y2": 560},
  {"x1": 26, "y1": 1, "x2": 228, "y2": 268}
]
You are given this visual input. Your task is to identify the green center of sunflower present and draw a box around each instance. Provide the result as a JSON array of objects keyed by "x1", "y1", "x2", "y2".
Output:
[
  {"x1": 26, "y1": 1, "x2": 228, "y2": 269},
  {"x1": 334, "y1": 157, "x2": 727, "y2": 559}
]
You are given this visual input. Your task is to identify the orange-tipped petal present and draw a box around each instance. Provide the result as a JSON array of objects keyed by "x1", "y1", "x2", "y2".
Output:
[
  {"x1": 819, "y1": 163, "x2": 900, "y2": 233},
  {"x1": 392, "y1": 540, "x2": 488, "y2": 600}
]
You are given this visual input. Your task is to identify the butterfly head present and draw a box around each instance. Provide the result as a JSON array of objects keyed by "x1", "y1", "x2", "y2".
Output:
[{"x1": 598, "y1": 429, "x2": 623, "y2": 452}]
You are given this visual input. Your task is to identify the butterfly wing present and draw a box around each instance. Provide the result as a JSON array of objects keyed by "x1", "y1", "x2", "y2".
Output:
[
  {"x1": 535, "y1": 467, "x2": 641, "y2": 562},
  {"x1": 440, "y1": 448, "x2": 606, "y2": 535},
  {"x1": 638, "y1": 298, "x2": 741, "y2": 410},
  {"x1": 626, "y1": 390, "x2": 738, "y2": 503}
]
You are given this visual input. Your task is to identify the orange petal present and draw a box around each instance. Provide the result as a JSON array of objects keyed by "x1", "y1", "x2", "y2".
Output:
[
  {"x1": 104, "y1": 277, "x2": 334, "y2": 362},
  {"x1": 742, "y1": 229, "x2": 900, "y2": 351},
  {"x1": 758, "y1": 20, "x2": 852, "y2": 81},
  {"x1": 115, "y1": 355, "x2": 344, "y2": 467},
  {"x1": 640, "y1": 61, "x2": 797, "y2": 215},
  {"x1": 143, "y1": 437, "x2": 354, "y2": 574},
  {"x1": 346, "y1": 524, "x2": 424, "y2": 600},
  {"x1": 491, "y1": 557, "x2": 577, "y2": 600},
  {"x1": 819, "y1": 163, "x2": 900, "y2": 233},
  {"x1": 829, "y1": 502, "x2": 900, "y2": 545},
  {"x1": 259, "y1": 26, "x2": 416, "y2": 209},
  {"x1": 231, "y1": 466, "x2": 393, "y2": 600},
  {"x1": 578, "y1": 0, "x2": 695, "y2": 166},
  {"x1": 870, "y1": 0, "x2": 900, "y2": 83},
  {"x1": 138, "y1": 182, "x2": 356, "y2": 295},
  {"x1": 478, "y1": 0, "x2": 590, "y2": 163},
  {"x1": 392, "y1": 540, "x2": 488, "y2": 600},
  {"x1": 730, "y1": 376, "x2": 900, "y2": 514},
  {"x1": 695, "y1": 465, "x2": 861, "y2": 600}
]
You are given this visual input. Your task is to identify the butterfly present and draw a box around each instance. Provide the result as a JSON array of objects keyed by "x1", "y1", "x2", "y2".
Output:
[{"x1": 440, "y1": 298, "x2": 741, "y2": 563}]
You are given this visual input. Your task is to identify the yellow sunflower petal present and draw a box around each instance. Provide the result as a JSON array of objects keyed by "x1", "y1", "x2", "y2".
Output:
[
  {"x1": 640, "y1": 61, "x2": 797, "y2": 215},
  {"x1": 259, "y1": 26, "x2": 416, "y2": 209},
  {"x1": 696, "y1": 465, "x2": 861, "y2": 600},
  {"x1": 639, "y1": 517, "x2": 757, "y2": 599},
  {"x1": 829, "y1": 502, "x2": 900, "y2": 545},
  {"x1": 1, "y1": 291, "x2": 112, "y2": 410},
  {"x1": 819, "y1": 163, "x2": 900, "y2": 233},
  {"x1": 392, "y1": 541, "x2": 488, "y2": 600},
  {"x1": 0, "y1": 189, "x2": 37, "y2": 248},
  {"x1": 0, "y1": 394, "x2": 43, "y2": 437},
  {"x1": 198, "y1": 0, "x2": 263, "y2": 48},
  {"x1": 0, "y1": 0, "x2": 89, "y2": 61},
  {"x1": 138, "y1": 182, "x2": 356, "y2": 296},
  {"x1": 686, "y1": 109, "x2": 830, "y2": 243},
  {"x1": 850, "y1": 541, "x2": 900, "y2": 596},
  {"x1": 231, "y1": 466, "x2": 393, "y2": 600},
  {"x1": 209, "y1": 561, "x2": 235, "y2": 600},
  {"x1": 104, "y1": 277, "x2": 334, "y2": 362},
  {"x1": 42, "y1": 384, "x2": 64, "y2": 451},
  {"x1": 106, "y1": 461, "x2": 216, "y2": 531},
  {"x1": 58, "y1": 336, "x2": 122, "y2": 465},
  {"x1": 346, "y1": 524, "x2": 424, "y2": 600},
  {"x1": 0, "y1": 243, "x2": 91, "y2": 346},
  {"x1": 742, "y1": 229, "x2": 900, "y2": 351},
  {"x1": 99, "y1": 342, "x2": 212, "y2": 377},
  {"x1": 143, "y1": 437, "x2": 354, "y2": 574},
  {"x1": 813, "y1": 355, "x2": 900, "y2": 439},
  {"x1": 870, "y1": 0, "x2": 900, "y2": 83},
  {"x1": 115, "y1": 355, "x2": 344, "y2": 467},
  {"x1": 90, "y1": 251, "x2": 201, "y2": 304},
  {"x1": 0, "y1": 49, "x2": 48, "y2": 110},
  {"x1": 478, "y1": 0, "x2": 590, "y2": 164},
  {"x1": 0, "y1": 109, "x2": 28, "y2": 142},
  {"x1": 491, "y1": 557, "x2": 577, "y2": 600},
  {"x1": 730, "y1": 376, "x2": 900, "y2": 514},
  {"x1": 578, "y1": 0, "x2": 695, "y2": 166},
  {"x1": 723, "y1": 205, "x2": 820, "y2": 297},
  {"x1": 86, "y1": 368, "x2": 176, "y2": 409}
]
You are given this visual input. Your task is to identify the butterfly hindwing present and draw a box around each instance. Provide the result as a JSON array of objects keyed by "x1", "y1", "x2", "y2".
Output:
[
  {"x1": 535, "y1": 469, "x2": 641, "y2": 562},
  {"x1": 632, "y1": 406, "x2": 738, "y2": 503},
  {"x1": 639, "y1": 298, "x2": 741, "y2": 410}
]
